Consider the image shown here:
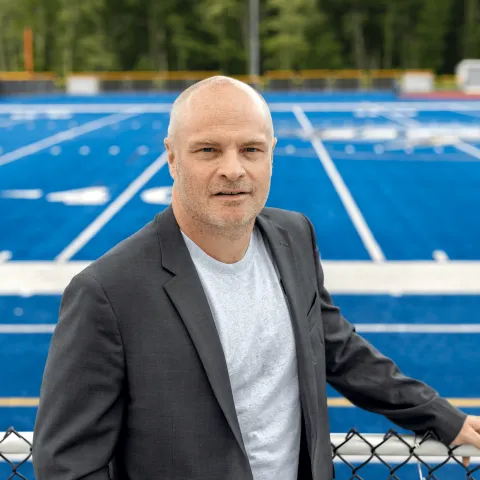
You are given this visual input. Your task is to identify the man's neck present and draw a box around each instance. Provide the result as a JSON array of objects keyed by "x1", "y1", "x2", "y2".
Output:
[{"x1": 173, "y1": 207, "x2": 254, "y2": 265}]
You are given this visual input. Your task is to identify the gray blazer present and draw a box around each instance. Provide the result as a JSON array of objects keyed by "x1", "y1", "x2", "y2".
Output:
[{"x1": 32, "y1": 206, "x2": 466, "y2": 480}]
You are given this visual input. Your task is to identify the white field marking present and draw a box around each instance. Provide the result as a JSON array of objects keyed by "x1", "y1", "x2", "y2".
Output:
[
  {"x1": 1, "y1": 323, "x2": 479, "y2": 335},
  {"x1": 433, "y1": 249, "x2": 449, "y2": 262},
  {"x1": 2, "y1": 101, "x2": 480, "y2": 115},
  {"x1": 0, "y1": 325, "x2": 56, "y2": 334},
  {"x1": 0, "y1": 251, "x2": 12, "y2": 263},
  {"x1": 449, "y1": 105, "x2": 480, "y2": 158},
  {"x1": 450, "y1": 106, "x2": 480, "y2": 120},
  {"x1": 0, "y1": 189, "x2": 43, "y2": 199},
  {"x1": 454, "y1": 141, "x2": 480, "y2": 159},
  {"x1": 55, "y1": 151, "x2": 169, "y2": 262},
  {"x1": 46, "y1": 186, "x2": 110, "y2": 206},
  {"x1": 0, "y1": 187, "x2": 110, "y2": 205},
  {"x1": 0, "y1": 104, "x2": 171, "y2": 115},
  {"x1": 2, "y1": 261, "x2": 480, "y2": 295},
  {"x1": 0, "y1": 119, "x2": 28, "y2": 129},
  {"x1": 355, "y1": 324, "x2": 480, "y2": 333},
  {"x1": 331, "y1": 455, "x2": 480, "y2": 465},
  {"x1": 377, "y1": 106, "x2": 480, "y2": 160},
  {"x1": 293, "y1": 105, "x2": 385, "y2": 263},
  {"x1": 379, "y1": 109, "x2": 420, "y2": 128},
  {"x1": 0, "y1": 110, "x2": 140, "y2": 168}
]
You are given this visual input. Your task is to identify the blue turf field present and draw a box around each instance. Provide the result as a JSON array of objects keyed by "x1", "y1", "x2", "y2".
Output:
[{"x1": 1, "y1": 92, "x2": 480, "y2": 479}]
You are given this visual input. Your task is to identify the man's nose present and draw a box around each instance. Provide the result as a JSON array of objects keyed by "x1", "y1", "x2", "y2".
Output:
[{"x1": 218, "y1": 150, "x2": 246, "y2": 181}]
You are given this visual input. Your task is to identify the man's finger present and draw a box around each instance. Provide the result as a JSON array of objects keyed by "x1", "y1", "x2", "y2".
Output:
[
  {"x1": 471, "y1": 416, "x2": 480, "y2": 433},
  {"x1": 470, "y1": 430, "x2": 480, "y2": 450},
  {"x1": 462, "y1": 456, "x2": 470, "y2": 468}
]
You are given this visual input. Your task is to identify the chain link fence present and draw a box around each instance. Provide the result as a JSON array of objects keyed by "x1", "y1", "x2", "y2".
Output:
[
  {"x1": 0, "y1": 428, "x2": 32, "y2": 480},
  {"x1": 1, "y1": 426, "x2": 479, "y2": 479}
]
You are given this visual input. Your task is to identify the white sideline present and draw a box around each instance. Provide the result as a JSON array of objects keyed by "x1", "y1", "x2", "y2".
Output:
[
  {"x1": 1, "y1": 101, "x2": 480, "y2": 115},
  {"x1": 357, "y1": 324, "x2": 480, "y2": 333},
  {"x1": 0, "y1": 110, "x2": 140, "y2": 167},
  {"x1": 55, "y1": 151, "x2": 169, "y2": 263},
  {"x1": 292, "y1": 105, "x2": 386, "y2": 263},
  {"x1": 1, "y1": 261, "x2": 480, "y2": 295},
  {"x1": 1, "y1": 323, "x2": 480, "y2": 335}
]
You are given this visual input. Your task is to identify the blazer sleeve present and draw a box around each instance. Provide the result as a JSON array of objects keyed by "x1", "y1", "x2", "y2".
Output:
[
  {"x1": 32, "y1": 272, "x2": 125, "y2": 480},
  {"x1": 303, "y1": 215, "x2": 467, "y2": 447}
]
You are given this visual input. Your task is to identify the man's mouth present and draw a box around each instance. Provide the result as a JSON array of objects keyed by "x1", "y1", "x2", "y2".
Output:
[{"x1": 215, "y1": 191, "x2": 249, "y2": 196}]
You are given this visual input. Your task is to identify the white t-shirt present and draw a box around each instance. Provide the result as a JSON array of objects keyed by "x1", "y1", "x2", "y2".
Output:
[{"x1": 182, "y1": 227, "x2": 301, "y2": 480}]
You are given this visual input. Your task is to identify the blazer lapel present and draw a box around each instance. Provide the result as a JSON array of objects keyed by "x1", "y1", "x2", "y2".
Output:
[
  {"x1": 156, "y1": 207, "x2": 250, "y2": 464},
  {"x1": 256, "y1": 212, "x2": 319, "y2": 455}
]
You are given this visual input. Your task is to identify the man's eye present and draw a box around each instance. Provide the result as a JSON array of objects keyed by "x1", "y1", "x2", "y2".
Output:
[
  {"x1": 245, "y1": 147, "x2": 258, "y2": 152},
  {"x1": 201, "y1": 148, "x2": 214, "y2": 153}
]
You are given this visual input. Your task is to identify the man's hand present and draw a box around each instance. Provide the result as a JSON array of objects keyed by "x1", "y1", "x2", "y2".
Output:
[{"x1": 451, "y1": 415, "x2": 480, "y2": 468}]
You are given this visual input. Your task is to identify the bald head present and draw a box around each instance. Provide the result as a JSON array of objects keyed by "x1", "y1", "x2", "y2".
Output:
[{"x1": 167, "y1": 76, "x2": 274, "y2": 144}]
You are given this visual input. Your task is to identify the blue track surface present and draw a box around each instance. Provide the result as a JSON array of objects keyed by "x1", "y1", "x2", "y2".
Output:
[{"x1": 1, "y1": 91, "x2": 480, "y2": 479}]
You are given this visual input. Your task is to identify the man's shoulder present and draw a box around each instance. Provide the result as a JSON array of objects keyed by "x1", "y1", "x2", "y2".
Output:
[
  {"x1": 78, "y1": 215, "x2": 160, "y2": 285},
  {"x1": 259, "y1": 206, "x2": 312, "y2": 236}
]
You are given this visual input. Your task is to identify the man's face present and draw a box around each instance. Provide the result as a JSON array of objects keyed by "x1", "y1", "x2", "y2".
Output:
[{"x1": 166, "y1": 85, "x2": 276, "y2": 231}]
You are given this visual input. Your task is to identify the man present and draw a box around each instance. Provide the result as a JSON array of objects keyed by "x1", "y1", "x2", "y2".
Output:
[{"x1": 32, "y1": 76, "x2": 480, "y2": 480}]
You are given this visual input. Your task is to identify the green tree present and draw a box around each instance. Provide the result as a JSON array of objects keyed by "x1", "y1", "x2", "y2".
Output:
[
  {"x1": 195, "y1": 0, "x2": 248, "y2": 74},
  {"x1": 381, "y1": 0, "x2": 396, "y2": 69},
  {"x1": 0, "y1": 0, "x2": 476, "y2": 76},
  {"x1": 0, "y1": 0, "x2": 31, "y2": 71},
  {"x1": 323, "y1": 0, "x2": 388, "y2": 70},
  {"x1": 263, "y1": 0, "x2": 323, "y2": 70},
  {"x1": 463, "y1": 0, "x2": 480, "y2": 58},
  {"x1": 303, "y1": 7, "x2": 344, "y2": 69},
  {"x1": 415, "y1": 0, "x2": 454, "y2": 70}
]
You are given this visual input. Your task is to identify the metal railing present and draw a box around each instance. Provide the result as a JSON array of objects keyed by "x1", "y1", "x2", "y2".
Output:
[{"x1": 1, "y1": 427, "x2": 479, "y2": 479}]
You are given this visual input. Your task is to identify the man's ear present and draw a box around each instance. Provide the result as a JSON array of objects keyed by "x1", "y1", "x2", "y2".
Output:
[
  {"x1": 164, "y1": 138, "x2": 176, "y2": 180},
  {"x1": 271, "y1": 137, "x2": 277, "y2": 168}
]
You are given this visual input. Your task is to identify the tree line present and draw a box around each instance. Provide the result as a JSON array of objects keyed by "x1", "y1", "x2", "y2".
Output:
[{"x1": 0, "y1": 0, "x2": 478, "y2": 75}]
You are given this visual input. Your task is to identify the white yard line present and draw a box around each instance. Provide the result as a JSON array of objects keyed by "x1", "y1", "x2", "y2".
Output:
[
  {"x1": 0, "y1": 110, "x2": 140, "y2": 167},
  {"x1": 454, "y1": 142, "x2": 480, "y2": 159},
  {"x1": 448, "y1": 106, "x2": 480, "y2": 159},
  {"x1": 55, "y1": 151, "x2": 169, "y2": 262},
  {"x1": 292, "y1": 105, "x2": 385, "y2": 263},
  {"x1": 3, "y1": 261, "x2": 480, "y2": 295}
]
